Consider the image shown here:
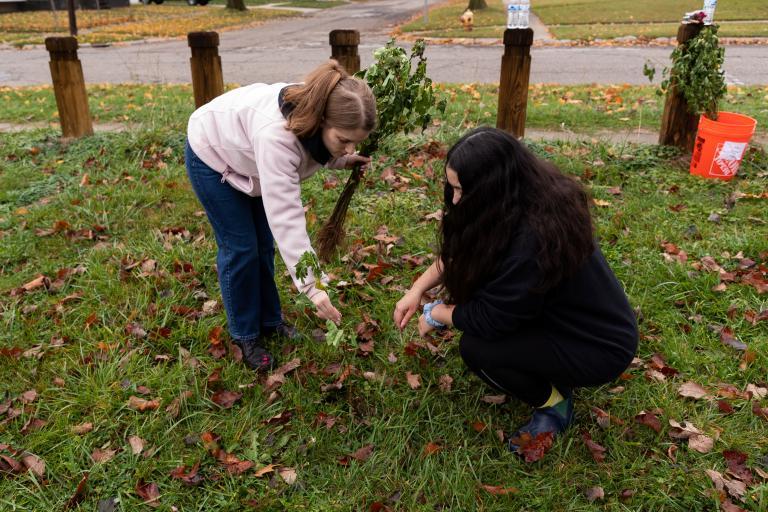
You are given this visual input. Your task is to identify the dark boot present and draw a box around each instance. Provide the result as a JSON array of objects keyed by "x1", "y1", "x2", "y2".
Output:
[
  {"x1": 262, "y1": 322, "x2": 300, "y2": 341},
  {"x1": 508, "y1": 395, "x2": 574, "y2": 452},
  {"x1": 233, "y1": 339, "x2": 274, "y2": 372}
]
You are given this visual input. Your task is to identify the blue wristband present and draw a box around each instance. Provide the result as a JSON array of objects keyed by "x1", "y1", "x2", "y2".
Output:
[{"x1": 423, "y1": 300, "x2": 446, "y2": 329}]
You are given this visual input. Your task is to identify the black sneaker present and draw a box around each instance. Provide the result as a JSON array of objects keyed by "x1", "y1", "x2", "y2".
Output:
[
  {"x1": 233, "y1": 339, "x2": 274, "y2": 372},
  {"x1": 262, "y1": 322, "x2": 300, "y2": 341}
]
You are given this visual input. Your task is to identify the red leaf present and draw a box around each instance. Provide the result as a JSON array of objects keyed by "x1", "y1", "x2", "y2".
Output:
[
  {"x1": 63, "y1": 472, "x2": 88, "y2": 510},
  {"x1": 581, "y1": 431, "x2": 607, "y2": 463},
  {"x1": 720, "y1": 328, "x2": 748, "y2": 351},
  {"x1": 135, "y1": 480, "x2": 160, "y2": 507},
  {"x1": 718, "y1": 400, "x2": 736, "y2": 415},
  {"x1": 210, "y1": 390, "x2": 242, "y2": 409},
  {"x1": 634, "y1": 411, "x2": 662, "y2": 433},
  {"x1": 509, "y1": 431, "x2": 554, "y2": 463},
  {"x1": 350, "y1": 444, "x2": 374, "y2": 462},
  {"x1": 423, "y1": 442, "x2": 442, "y2": 456},
  {"x1": 723, "y1": 450, "x2": 753, "y2": 485},
  {"x1": 169, "y1": 461, "x2": 203, "y2": 486},
  {"x1": 752, "y1": 402, "x2": 768, "y2": 421}
]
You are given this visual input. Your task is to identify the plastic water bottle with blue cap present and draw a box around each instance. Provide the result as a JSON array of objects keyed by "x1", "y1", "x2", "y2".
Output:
[
  {"x1": 703, "y1": 0, "x2": 717, "y2": 25},
  {"x1": 519, "y1": 0, "x2": 530, "y2": 29},
  {"x1": 507, "y1": 0, "x2": 520, "y2": 29}
]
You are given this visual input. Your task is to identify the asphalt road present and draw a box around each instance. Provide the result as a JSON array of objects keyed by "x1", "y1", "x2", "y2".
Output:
[{"x1": 1, "y1": 0, "x2": 766, "y2": 86}]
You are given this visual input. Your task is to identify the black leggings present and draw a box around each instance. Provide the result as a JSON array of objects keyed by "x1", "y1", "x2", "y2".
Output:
[{"x1": 459, "y1": 330, "x2": 633, "y2": 407}]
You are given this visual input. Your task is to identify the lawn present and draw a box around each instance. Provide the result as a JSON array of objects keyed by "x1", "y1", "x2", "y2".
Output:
[
  {"x1": 2, "y1": 83, "x2": 767, "y2": 138},
  {"x1": 0, "y1": 4, "x2": 296, "y2": 47},
  {"x1": 399, "y1": 0, "x2": 768, "y2": 40},
  {"x1": 1, "y1": 82, "x2": 767, "y2": 509}
]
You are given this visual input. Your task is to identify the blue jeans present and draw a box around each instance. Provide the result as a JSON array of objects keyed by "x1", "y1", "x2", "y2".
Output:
[{"x1": 185, "y1": 140, "x2": 282, "y2": 341}]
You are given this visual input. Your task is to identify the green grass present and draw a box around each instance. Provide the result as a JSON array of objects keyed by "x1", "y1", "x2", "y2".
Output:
[
  {"x1": 3, "y1": 83, "x2": 767, "y2": 138},
  {"x1": 400, "y1": 0, "x2": 768, "y2": 40},
  {"x1": 1, "y1": 85, "x2": 768, "y2": 510}
]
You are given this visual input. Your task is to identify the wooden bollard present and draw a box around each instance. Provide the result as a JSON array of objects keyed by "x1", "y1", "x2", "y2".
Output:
[
  {"x1": 45, "y1": 37, "x2": 93, "y2": 138},
  {"x1": 188, "y1": 32, "x2": 224, "y2": 109},
  {"x1": 658, "y1": 23, "x2": 704, "y2": 151},
  {"x1": 496, "y1": 28, "x2": 534, "y2": 139},
  {"x1": 329, "y1": 29, "x2": 360, "y2": 75}
]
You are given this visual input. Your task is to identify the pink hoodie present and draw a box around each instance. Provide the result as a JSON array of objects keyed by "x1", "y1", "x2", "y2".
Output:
[{"x1": 187, "y1": 82, "x2": 349, "y2": 300}]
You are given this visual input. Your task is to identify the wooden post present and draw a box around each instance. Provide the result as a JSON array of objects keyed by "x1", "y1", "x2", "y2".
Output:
[
  {"x1": 496, "y1": 28, "x2": 533, "y2": 139},
  {"x1": 329, "y1": 29, "x2": 360, "y2": 75},
  {"x1": 66, "y1": 0, "x2": 77, "y2": 37},
  {"x1": 45, "y1": 37, "x2": 93, "y2": 139},
  {"x1": 188, "y1": 32, "x2": 224, "y2": 109},
  {"x1": 659, "y1": 23, "x2": 704, "y2": 151}
]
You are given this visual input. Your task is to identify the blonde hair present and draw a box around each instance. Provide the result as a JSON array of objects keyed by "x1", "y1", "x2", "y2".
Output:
[{"x1": 283, "y1": 60, "x2": 376, "y2": 138}]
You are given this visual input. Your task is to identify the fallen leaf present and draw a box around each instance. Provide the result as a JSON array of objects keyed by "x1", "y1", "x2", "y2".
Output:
[
  {"x1": 91, "y1": 448, "x2": 116, "y2": 463},
  {"x1": 585, "y1": 486, "x2": 605, "y2": 502},
  {"x1": 510, "y1": 431, "x2": 554, "y2": 463},
  {"x1": 22, "y1": 454, "x2": 45, "y2": 478},
  {"x1": 20, "y1": 389, "x2": 38, "y2": 404},
  {"x1": 278, "y1": 467, "x2": 297, "y2": 485},
  {"x1": 423, "y1": 442, "x2": 442, "y2": 456},
  {"x1": 405, "y1": 372, "x2": 421, "y2": 390},
  {"x1": 480, "y1": 484, "x2": 518, "y2": 495},
  {"x1": 254, "y1": 464, "x2": 276, "y2": 478},
  {"x1": 582, "y1": 431, "x2": 607, "y2": 463},
  {"x1": 135, "y1": 480, "x2": 160, "y2": 507},
  {"x1": 439, "y1": 375, "x2": 453, "y2": 392},
  {"x1": 350, "y1": 444, "x2": 374, "y2": 462},
  {"x1": 63, "y1": 472, "x2": 89, "y2": 510},
  {"x1": 481, "y1": 395, "x2": 506, "y2": 405},
  {"x1": 169, "y1": 462, "x2": 202, "y2": 486},
  {"x1": 720, "y1": 328, "x2": 747, "y2": 351},
  {"x1": 723, "y1": 450, "x2": 753, "y2": 485},
  {"x1": 678, "y1": 381, "x2": 710, "y2": 400},
  {"x1": 72, "y1": 422, "x2": 94, "y2": 435},
  {"x1": 127, "y1": 396, "x2": 160, "y2": 412},
  {"x1": 210, "y1": 390, "x2": 242, "y2": 409},
  {"x1": 688, "y1": 434, "x2": 714, "y2": 453},
  {"x1": 635, "y1": 411, "x2": 662, "y2": 433},
  {"x1": 751, "y1": 402, "x2": 768, "y2": 421},
  {"x1": 746, "y1": 383, "x2": 767, "y2": 399},
  {"x1": 128, "y1": 436, "x2": 144, "y2": 455}
]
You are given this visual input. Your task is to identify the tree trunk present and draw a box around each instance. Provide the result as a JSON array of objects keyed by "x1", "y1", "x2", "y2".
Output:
[
  {"x1": 467, "y1": 0, "x2": 487, "y2": 10},
  {"x1": 226, "y1": 0, "x2": 247, "y2": 11}
]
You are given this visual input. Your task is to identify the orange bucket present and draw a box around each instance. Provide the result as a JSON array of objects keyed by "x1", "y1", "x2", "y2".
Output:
[{"x1": 689, "y1": 112, "x2": 757, "y2": 180}]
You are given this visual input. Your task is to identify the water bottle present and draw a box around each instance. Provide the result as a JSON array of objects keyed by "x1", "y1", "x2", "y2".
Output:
[
  {"x1": 506, "y1": 1, "x2": 519, "y2": 29},
  {"x1": 702, "y1": 0, "x2": 717, "y2": 25},
  {"x1": 519, "y1": 0, "x2": 530, "y2": 29}
]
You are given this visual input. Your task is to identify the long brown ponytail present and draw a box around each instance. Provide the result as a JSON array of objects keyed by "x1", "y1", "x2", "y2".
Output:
[{"x1": 284, "y1": 60, "x2": 376, "y2": 138}]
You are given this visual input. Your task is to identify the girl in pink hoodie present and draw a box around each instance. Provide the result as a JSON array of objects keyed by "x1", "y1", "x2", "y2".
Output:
[{"x1": 186, "y1": 60, "x2": 375, "y2": 371}]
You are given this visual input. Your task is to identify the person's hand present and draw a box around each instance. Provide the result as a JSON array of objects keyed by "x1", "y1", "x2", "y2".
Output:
[
  {"x1": 310, "y1": 290, "x2": 342, "y2": 325},
  {"x1": 418, "y1": 313, "x2": 435, "y2": 338},
  {"x1": 393, "y1": 290, "x2": 421, "y2": 331},
  {"x1": 345, "y1": 154, "x2": 370, "y2": 170}
]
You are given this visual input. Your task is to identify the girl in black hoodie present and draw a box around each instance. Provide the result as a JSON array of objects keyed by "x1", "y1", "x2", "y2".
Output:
[{"x1": 393, "y1": 127, "x2": 638, "y2": 451}]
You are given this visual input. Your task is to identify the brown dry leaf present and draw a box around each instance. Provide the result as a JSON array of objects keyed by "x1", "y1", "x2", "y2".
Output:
[
  {"x1": 22, "y1": 454, "x2": 45, "y2": 478},
  {"x1": 585, "y1": 486, "x2": 605, "y2": 502},
  {"x1": 723, "y1": 450, "x2": 753, "y2": 485},
  {"x1": 350, "y1": 444, "x2": 374, "y2": 462},
  {"x1": 135, "y1": 480, "x2": 160, "y2": 507},
  {"x1": 405, "y1": 371, "x2": 421, "y2": 390},
  {"x1": 745, "y1": 383, "x2": 767, "y2": 399},
  {"x1": 72, "y1": 422, "x2": 93, "y2": 435},
  {"x1": 64, "y1": 472, "x2": 88, "y2": 510},
  {"x1": 423, "y1": 442, "x2": 442, "y2": 457},
  {"x1": 211, "y1": 390, "x2": 242, "y2": 409},
  {"x1": 20, "y1": 417, "x2": 47, "y2": 435},
  {"x1": 582, "y1": 431, "x2": 607, "y2": 463},
  {"x1": 128, "y1": 436, "x2": 144, "y2": 455},
  {"x1": 20, "y1": 389, "x2": 38, "y2": 404},
  {"x1": 678, "y1": 381, "x2": 710, "y2": 400},
  {"x1": 254, "y1": 464, "x2": 276, "y2": 478},
  {"x1": 751, "y1": 402, "x2": 768, "y2": 421},
  {"x1": 481, "y1": 395, "x2": 507, "y2": 405},
  {"x1": 439, "y1": 374, "x2": 453, "y2": 392},
  {"x1": 635, "y1": 411, "x2": 662, "y2": 433},
  {"x1": 480, "y1": 484, "x2": 518, "y2": 495},
  {"x1": 91, "y1": 448, "x2": 116, "y2": 463},
  {"x1": 127, "y1": 396, "x2": 161, "y2": 412},
  {"x1": 688, "y1": 434, "x2": 714, "y2": 453},
  {"x1": 720, "y1": 328, "x2": 747, "y2": 351},
  {"x1": 169, "y1": 462, "x2": 203, "y2": 486},
  {"x1": 510, "y1": 432, "x2": 554, "y2": 463},
  {"x1": 278, "y1": 467, "x2": 297, "y2": 485}
]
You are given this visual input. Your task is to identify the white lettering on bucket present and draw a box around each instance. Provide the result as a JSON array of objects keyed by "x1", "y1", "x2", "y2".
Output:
[{"x1": 710, "y1": 141, "x2": 747, "y2": 177}]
